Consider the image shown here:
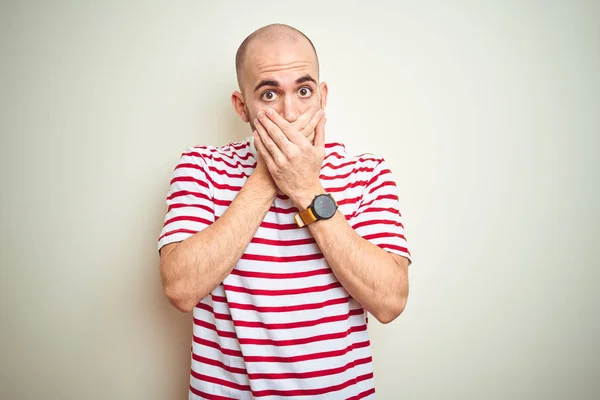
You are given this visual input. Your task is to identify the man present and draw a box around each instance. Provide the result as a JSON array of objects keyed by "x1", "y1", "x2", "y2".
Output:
[{"x1": 158, "y1": 23, "x2": 411, "y2": 399}]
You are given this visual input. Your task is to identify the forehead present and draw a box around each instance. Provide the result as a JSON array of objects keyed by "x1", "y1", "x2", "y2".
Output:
[{"x1": 243, "y1": 39, "x2": 318, "y2": 88}]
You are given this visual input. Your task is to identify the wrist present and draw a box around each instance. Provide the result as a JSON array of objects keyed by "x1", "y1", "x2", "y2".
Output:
[
  {"x1": 292, "y1": 185, "x2": 326, "y2": 210},
  {"x1": 247, "y1": 172, "x2": 277, "y2": 198}
]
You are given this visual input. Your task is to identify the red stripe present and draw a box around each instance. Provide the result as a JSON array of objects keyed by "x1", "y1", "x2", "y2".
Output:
[
  {"x1": 193, "y1": 332, "x2": 371, "y2": 363},
  {"x1": 250, "y1": 236, "x2": 315, "y2": 246},
  {"x1": 192, "y1": 353, "x2": 247, "y2": 375},
  {"x1": 196, "y1": 302, "x2": 232, "y2": 321},
  {"x1": 168, "y1": 194, "x2": 355, "y2": 211},
  {"x1": 192, "y1": 145, "x2": 252, "y2": 159},
  {"x1": 346, "y1": 387, "x2": 376, "y2": 400},
  {"x1": 231, "y1": 142, "x2": 250, "y2": 150},
  {"x1": 164, "y1": 215, "x2": 213, "y2": 228},
  {"x1": 368, "y1": 180, "x2": 396, "y2": 195},
  {"x1": 211, "y1": 294, "x2": 351, "y2": 313},
  {"x1": 248, "y1": 356, "x2": 372, "y2": 380},
  {"x1": 378, "y1": 243, "x2": 410, "y2": 255},
  {"x1": 322, "y1": 157, "x2": 380, "y2": 171},
  {"x1": 325, "y1": 152, "x2": 345, "y2": 160},
  {"x1": 214, "y1": 201, "x2": 300, "y2": 214},
  {"x1": 208, "y1": 165, "x2": 248, "y2": 179},
  {"x1": 337, "y1": 196, "x2": 361, "y2": 206},
  {"x1": 189, "y1": 385, "x2": 237, "y2": 400},
  {"x1": 359, "y1": 206, "x2": 401, "y2": 216},
  {"x1": 251, "y1": 372, "x2": 373, "y2": 397},
  {"x1": 237, "y1": 324, "x2": 367, "y2": 347},
  {"x1": 230, "y1": 267, "x2": 329, "y2": 279},
  {"x1": 192, "y1": 336, "x2": 242, "y2": 357},
  {"x1": 171, "y1": 175, "x2": 209, "y2": 189},
  {"x1": 183, "y1": 151, "x2": 256, "y2": 169},
  {"x1": 259, "y1": 221, "x2": 298, "y2": 230},
  {"x1": 325, "y1": 142, "x2": 345, "y2": 149},
  {"x1": 167, "y1": 190, "x2": 210, "y2": 202},
  {"x1": 365, "y1": 167, "x2": 391, "y2": 187},
  {"x1": 167, "y1": 202, "x2": 214, "y2": 214},
  {"x1": 328, "y1": 180, "x2": 370, "y2": 193},
  {"x1": 352, "y1": 219, "x2": 404, "y2": 230},
  {"x1": 240, "y1": 253, "x2": 324, "y2": 263},
  {"x1": 269, "y1": 204, "x2": 298, "y2": 214},
  {"x1": 319, "y1": 166, "x2": 375, "y2": 180},
  {"x1": 358, "y1": 194, "x2": 399, "y2": 209},
  {"x1": 245, "y1": 340, "x2": 371, "y2": 364},
  {"x1": 194, "y1": 308, "x2": 363, "y2": 331},
  {"x1": 158, "y1": 228, "x2": 197, "y2": 241},
  {"x1": 190, "y1": 371, "x2": 250, "y2": 392},
  {"x1": 223, "y1": 281, "x2": 341, "y2": 296},
  {"x1": 199, "y1": 165, "x2": 376, "y2": 183},
  {"x1": 194, "y1": 319, "x2": 237, "y2": 339},
  {"x1": 181, "y1": 163, "x2": 243, "y2": 192},
  {"x1": 363, "y1": 232, "x2": 406, "y2": 242}
]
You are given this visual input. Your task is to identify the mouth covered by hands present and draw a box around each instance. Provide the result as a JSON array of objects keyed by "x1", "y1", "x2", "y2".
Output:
[{"x1": 253, "y1": 107, "x2": 327, "y2": 209}]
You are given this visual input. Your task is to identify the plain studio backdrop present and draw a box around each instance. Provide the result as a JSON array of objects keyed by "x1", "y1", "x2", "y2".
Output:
[{"x1": 0, "y1": 1, "x2": 598, "y2": 399}]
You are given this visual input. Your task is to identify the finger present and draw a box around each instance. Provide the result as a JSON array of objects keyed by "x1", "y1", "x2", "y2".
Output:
[
  {"x1": 253, "y1": 130, "x2": 275, "y2": 167},
  {"x1": 291, "y1": 106, "x2": 318, "y2": 131},
  {"x1": 301, "y1": 109, "x2": 324, "y2": 141},
  {"x1": 265, "y1": 109, "x2": 305, "y2": 146},
  {"x1": 313, "y1": 116, "x2": 327, "y2": 148},
  {"x1": 255, "y1": 119, "x2": 284, "y2": 164},
  {"x1": 257, "y1": 111, "x2": 294, "y2": 153}
]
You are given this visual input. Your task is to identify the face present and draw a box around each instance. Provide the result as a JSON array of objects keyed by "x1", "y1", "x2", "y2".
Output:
[{"x1": 232, "y1": 38, "x2": 328, "y2": 139}]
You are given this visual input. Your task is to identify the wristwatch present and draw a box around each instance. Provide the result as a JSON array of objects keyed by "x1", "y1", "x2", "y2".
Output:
[{"x1": 294, "y1": 193, "x2": 338, "y2": 228}]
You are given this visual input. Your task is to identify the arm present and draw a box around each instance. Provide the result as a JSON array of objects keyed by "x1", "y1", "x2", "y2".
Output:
[
  {"x1": 254, "y1": 108, "x2": 410, "y2": 324},
  {"x1": 160, "y1": 108, "x2": 324, "y2": 312},
  {"x1": 160, "y1": 170, "x2": 276, "y2": 312},
  {"x1": 297, "y1": 192, "x2": 409, "y2": 324}
]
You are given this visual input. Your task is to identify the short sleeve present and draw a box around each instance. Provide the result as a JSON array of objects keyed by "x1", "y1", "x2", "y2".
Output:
[
  {"x1": 157, "y1": 149, "x2": 215, "y2": 252},
  {"x1": 350, "y1": 159, "x2": 411, "y2": 263}
]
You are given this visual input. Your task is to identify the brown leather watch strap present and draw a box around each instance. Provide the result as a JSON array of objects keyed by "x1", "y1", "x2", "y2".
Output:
[{"x1": 294, "y1": 207, "x2": 317, "y2": 228}]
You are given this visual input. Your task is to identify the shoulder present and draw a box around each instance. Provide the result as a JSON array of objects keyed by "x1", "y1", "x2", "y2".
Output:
[
  {"x1": 179, "y1": 138, "x2": 253, "y2": 164},
  {"x1": 323, "y1": 141, "x2": 385, "y2": 169}
]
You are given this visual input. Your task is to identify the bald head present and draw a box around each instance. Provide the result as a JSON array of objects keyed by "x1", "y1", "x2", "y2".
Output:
[{"x1": 235, "y1": 24, "x2": 319, "y2": 91}]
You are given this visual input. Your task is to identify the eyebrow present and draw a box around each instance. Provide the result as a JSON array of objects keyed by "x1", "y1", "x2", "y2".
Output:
[
  {"x1": 295, "y1": 74, "x2": 317, "y2": 86},
  {"x1": 253, "y1": 74, "x2": 317, "y2": 92}
]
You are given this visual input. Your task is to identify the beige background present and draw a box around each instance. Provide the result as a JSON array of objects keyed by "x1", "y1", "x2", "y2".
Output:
[{"x1": 1, "y1": 1, "x2": 598, "y2": 399}]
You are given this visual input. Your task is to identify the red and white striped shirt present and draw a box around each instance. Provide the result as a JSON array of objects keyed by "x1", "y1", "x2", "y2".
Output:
[{"x1": 158, "y1": 136, "x2": 410, "y2": 399}]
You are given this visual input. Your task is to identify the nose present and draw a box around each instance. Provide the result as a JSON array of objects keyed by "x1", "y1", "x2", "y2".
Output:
[{"x1": 282, "y1": 95, "x2": 299, "y2": 123}]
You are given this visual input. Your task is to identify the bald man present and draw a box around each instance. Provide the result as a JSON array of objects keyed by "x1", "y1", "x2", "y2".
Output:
[{"x1": 158, "y1": 24, "x2": 411, "y2": 399}]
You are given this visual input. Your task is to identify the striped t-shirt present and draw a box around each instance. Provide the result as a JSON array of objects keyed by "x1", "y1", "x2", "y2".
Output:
[{"x1": 158, "y1": 136, "x2": 411, "y2": 400}]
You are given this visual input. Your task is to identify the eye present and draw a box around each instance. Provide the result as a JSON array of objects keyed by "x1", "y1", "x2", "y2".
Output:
[
  {"x1": 298, "y1": 86, "x2": 312, "y2": 98},
  {"x1": 261, "y1": 90, "x2": 279, "y2": 102}
]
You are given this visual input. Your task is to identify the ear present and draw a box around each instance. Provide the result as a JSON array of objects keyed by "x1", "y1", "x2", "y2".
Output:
[
  {"x1": 231, "y1": 91, "x2": 249, "y2": 123},
  {"x1": 319, "y1": 82, "x2": 329, "y2": 111}
]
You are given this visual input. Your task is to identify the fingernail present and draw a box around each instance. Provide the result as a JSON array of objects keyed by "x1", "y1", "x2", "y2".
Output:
[
  {"x1": 254, "y1": 118, "x2": 259, "y2": 125},
  {"x1": 266, "y1": 109, "x2": 273, "y2": 116}
]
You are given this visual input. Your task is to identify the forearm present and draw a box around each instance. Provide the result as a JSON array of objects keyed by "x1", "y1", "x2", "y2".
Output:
[
  {"x1": 307, "y1": 210, "x2": 409, "y2": 324},
  {"x1": 160, "y1": 173, "x2": 276, "y2": 312}
]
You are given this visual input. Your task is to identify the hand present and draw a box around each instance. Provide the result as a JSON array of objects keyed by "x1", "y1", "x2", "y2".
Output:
[
  {"x1": 251, "y1": 107, "x2": 321, "y2": 194},
  {"x1": 252, "y1": 107, "x2": 319, "y2": 195},
  {"x1": 253, "y1": 107, "x2": 327, "y2": 209}
]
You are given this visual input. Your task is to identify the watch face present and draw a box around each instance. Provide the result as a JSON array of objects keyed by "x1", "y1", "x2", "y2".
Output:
[{"x1": 313, "y1": 195, "x2": 337, "y2": 219}]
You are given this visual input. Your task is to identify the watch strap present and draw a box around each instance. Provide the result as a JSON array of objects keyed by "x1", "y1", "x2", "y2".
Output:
[{"x1": 294, "y1": 207, "x2": 317, "y2": 228}]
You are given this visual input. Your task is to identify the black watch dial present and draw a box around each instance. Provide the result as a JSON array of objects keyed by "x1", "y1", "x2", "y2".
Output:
[{"x1": 313, "y1": 194, "x2": 337, "y2": 220}]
